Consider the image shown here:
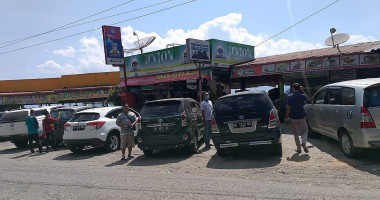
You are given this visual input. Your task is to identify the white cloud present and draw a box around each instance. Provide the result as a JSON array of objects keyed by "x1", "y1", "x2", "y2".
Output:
[
  {"x1": 346, "y1": 35, "x2": 377, "y2": 45},
  {"x1": 36, "y1": 60, "x2": 77, "y2": 74},
  {"x1": 53, "y1": 46, "x2": 76, "y2": 57}
]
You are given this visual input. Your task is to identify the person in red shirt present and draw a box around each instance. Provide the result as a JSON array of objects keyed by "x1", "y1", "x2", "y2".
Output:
[{"x1": 43, "y1": 111, "x2": 60, "y2": 152}]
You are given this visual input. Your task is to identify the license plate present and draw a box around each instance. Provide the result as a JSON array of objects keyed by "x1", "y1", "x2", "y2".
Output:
[
  {"x1": 233, "y1": 121, "x2": 252, "y2": 128},
  {"x1": 73, "y1": 125, "x2": 85, "y2": 131}
]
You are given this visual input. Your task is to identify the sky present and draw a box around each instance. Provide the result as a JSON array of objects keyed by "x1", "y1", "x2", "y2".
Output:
[{"x1": 0, "y1": 0, "x2": 379, "y2": 81}]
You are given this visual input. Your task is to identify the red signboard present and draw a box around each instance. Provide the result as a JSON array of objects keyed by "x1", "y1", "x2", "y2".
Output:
[{"x1": 120, "y1": 69, "x2": 211, "y2": 86}]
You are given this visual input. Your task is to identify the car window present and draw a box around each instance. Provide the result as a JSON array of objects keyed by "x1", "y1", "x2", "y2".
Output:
[
  {"x1": 70, "y1": 113, "x2": 100, "y2": 122},
  {"x1": 106, "y1": 109, "x2": 122, "y2": 119},
  {"x1": 327, "y1": 88, "x2": 340, "y2": 105},
  {"x1": 214, "y1": 94, "x2": 272, "y2": 116},
  {"x1": 340, "y1": 87, "x2": 355, "y2": 105},
  {"x1": 0, "y1": 110, "x2": 28, "y2": 122},
  {"x1": 141, "y1": 101, "x2": 183, "y2": 117},
  {"x1": 34, "y1": 109, "x2": 47, "y2": 117},
  {"x1": 364, "y1": 86, "x2": 380, "y2": 107},
  {"x1": 189, "y1": 102, "x2": 199, "y2": 113},
  {"x1": 51, "y1": 110, "x2": 73, "y2": 121},
  {"x1": 313, "y1": 90, "x2": 327, "y2": 104}
]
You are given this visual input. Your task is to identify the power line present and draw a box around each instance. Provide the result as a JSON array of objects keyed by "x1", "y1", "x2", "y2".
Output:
[
  {"x1": 255, "y1": 0, "x2": 340, "y2": 47},
  {"x1": 0, "y1": 0, "x2": 135, "y2": 46},
  {"x1": 0, "y1": 0, "x2": 196, "y2": 56},
  {"x1": 0, "y1": 0, "x2": 175, "y2": 49}
]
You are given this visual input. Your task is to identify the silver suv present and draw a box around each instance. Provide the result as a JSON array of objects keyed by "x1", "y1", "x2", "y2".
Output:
[{"x1": 304, "y1": 78, "x2": 380, "y2": 157}]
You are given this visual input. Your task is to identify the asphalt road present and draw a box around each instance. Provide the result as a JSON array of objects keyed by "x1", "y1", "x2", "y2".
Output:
[{"x1": 1, "y1": 124, "x2": 380, "y2": 199}]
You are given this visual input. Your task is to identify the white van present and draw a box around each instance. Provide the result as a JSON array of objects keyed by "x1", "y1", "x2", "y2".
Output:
[{"x1": 305, "y1": 78, "x2": 380, "y2": 157}]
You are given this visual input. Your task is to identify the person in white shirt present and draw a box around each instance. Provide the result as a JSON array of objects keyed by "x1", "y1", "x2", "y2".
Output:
[{"x1": 200, "y1": 92, "x2": 213, "y2": 149}]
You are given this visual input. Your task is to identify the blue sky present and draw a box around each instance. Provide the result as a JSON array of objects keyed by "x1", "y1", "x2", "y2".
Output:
[{"x1": 0, "y1": 0, "x2": 378, "y2": 81}]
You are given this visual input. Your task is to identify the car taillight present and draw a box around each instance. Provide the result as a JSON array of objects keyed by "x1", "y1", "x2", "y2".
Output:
[
  {"x1": 361, "y1": 107, "x2": 376, "y2": 128},
  {"x1": 268, "y1": 109, "x2": 279, "y2": 129},
  {"x1": 64, "y1": 123, "x2": 70, "y2": 131},
  {"x1": 181, "y1": 112, "x2": 188, "y2": 126},
  {"x1": 86, "y1": 121, "x2": 106, "y2": 130},
  {"x1": 212, "y1": 117, "x2": 220, "y2": 133}
]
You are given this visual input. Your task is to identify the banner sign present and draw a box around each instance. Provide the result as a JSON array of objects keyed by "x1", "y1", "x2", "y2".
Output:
[
  {"x1": 1, "y1": 95, "x2": 57, "y2": 105},
  {"x1": 102, "y1": 26, "x2": 124, "y2": 65},
  {"x1": 232, "y1": 53, "x2": 380, "y2": 78},
  {"x1": 186, "y1": 38, "x2": 211, "y2": 63},
  {"x1": 120, "y1": 69, "x2": 211, "y2": 86},
  {"x1": 210, "y1": 39, "x2": 255, "y2": 68},
  {"x1": 57, "y1": 90, "x2": 109, "y2": 101}
]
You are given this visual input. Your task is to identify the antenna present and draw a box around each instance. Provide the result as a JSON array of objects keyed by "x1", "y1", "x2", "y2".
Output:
[
  {"x1": 324, "y1": 28, "x2": 350, "y2": 54},
  {"x1": 124, "y1": 32, "x2": 156, "y2": 54}
]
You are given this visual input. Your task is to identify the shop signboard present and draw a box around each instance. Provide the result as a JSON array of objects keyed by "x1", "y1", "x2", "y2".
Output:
[
  {"x1": 210, "y1": 39, "x2": 255, "y2": 68},
  {"x1": 102, "y1": 26, "x2": 124, "y2": 65},
  {"x1": 58, "y1": 90, "x2": 109, "y2": 101},
  {"x1": 120, "y1": 69, "x2": 211, "y2": 86},
  {"x1": 186, "y1": 38, "x2": 211, "y2": 63},
  {"x1": 232, "y1": 53, "x2": 380, "y2": 78},
  {"x1": 0, "y1": 95, "x2": 57, "y2": 105}
]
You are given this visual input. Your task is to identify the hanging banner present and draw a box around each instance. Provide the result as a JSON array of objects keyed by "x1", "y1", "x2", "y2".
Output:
[
  {"x1": 102, "y1": 26, "x2": 124, "y2": 65},
  {"x1": 210, "y1": 39, "x2": 255, "y2": 68},
  {"x1": 232, "y1": 53, "x2": 380, "y2": 78},
  {"x1": 57, "y1": 90, "x2": 109, "y2": 101},
  {"x1": 120, "y1": 69, "x2": 211, "y2": 86},
  {"x1": 0, "y1": 95, "x2": 58, "y2": 105}
]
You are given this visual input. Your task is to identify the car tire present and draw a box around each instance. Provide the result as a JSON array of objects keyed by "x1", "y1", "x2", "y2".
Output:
[
  {"x1": 188, "y1": 133, "x2": 199, "y2": 154},
  {"x1": 143, "y1": 149, "x2": 153, "y2": 156},
  {"x1": 271, "y1": 143, "x2": 283, "y2": 156},
  {"x1": 339, "y1": 130, "x2": 359, "y2": 158},
  {"x1": 68, "y1": 145, "x2": 84, "y2": 153},
  {"x1": 215, "y1": 145, "x2": 226, "y2": 156},
  {"x1": 105, "y1": 132, "x2": 120, "y2": 152},
  {"x1": 13, "y1": 140, "x2": 28, "y2": 148}
]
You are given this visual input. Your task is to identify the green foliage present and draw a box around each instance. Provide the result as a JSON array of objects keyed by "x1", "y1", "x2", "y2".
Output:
[{"x1": 107, "y1": 88, "x2": 123, "y2": 106}]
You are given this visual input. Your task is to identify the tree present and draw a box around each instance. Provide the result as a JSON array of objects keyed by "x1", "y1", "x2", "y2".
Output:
[{"x1": 107, "y1": 88, "x2": 123, "y2": 106}]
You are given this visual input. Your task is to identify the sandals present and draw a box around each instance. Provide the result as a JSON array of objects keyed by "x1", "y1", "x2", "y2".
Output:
[{"x1": 295, "y1": 149, "x2": 301, "y2": 154}]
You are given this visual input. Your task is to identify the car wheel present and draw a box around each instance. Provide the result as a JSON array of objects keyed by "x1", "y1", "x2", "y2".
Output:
[
  {"x1": 143, "y1": 149, "x2": 153, "y2": 156},
  {"x1": 188, "y1": 133, "x2": 199, "y2": 154},
  {"x1": 215, "y1": 145, "x2": 226, "y2": 156},
  {"x1": 68, "y1": 145, "x2": 84, "y2": 153},
  {"x1": 271, "y1": 143, "x2": 283, "y2": 156},
  {"x1": 105, "y1": 132, "x2": 120, "y2": 152},
  {"x1": 13, "y1": 140, "x2": 28, "y2": 148},
  {"x1": 339, "y1": 130, "x2": 358, "y2": 158}
]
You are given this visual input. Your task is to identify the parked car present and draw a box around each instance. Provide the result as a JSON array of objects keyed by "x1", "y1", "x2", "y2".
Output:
[
  {"x1": 0, "y1": 106, "x2": 64, "y2": 148},
  {"x1": 137, "y1": 98, "x2": 204, "y2": 155},
  {"x1": 63, "y1": 106, "x2": 141, "y2": 153},
  {"x1": 212, "y1": 91, "x2": 282, "y2": 156},
  {"x1": 304, "y1": 78, "x2": 380, "y2": 158},
  {"x1": 50, "y1": 106, "x2": 92, "y2": 145}
]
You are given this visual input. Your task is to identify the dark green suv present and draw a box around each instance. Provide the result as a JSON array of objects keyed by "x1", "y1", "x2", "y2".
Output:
[
  {"x1": 212, "y1": 91, "x2": 282, "y2": 156},
  {"x1": 137, "y1": 98, "x2": 204, "y2": 155}
]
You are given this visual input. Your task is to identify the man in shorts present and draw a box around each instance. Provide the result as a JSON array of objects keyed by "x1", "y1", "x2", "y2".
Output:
[{"x1": 116, "y1": 103, "x2": 137, "y2": 160}]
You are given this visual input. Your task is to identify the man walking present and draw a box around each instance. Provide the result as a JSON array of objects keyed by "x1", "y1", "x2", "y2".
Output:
[
  {"x1": 286, "y1": 83, "x2": 309, "y2": 153},
  {"x1": 201, "y1": 92, "x2": 213, "y2": 149},
  {"x1": 116, "y1": 103, "x2": 137, "y2": 160},
  {"x1": 42, "y1": 111, "x2": 60, "y2": 152},
  {"x1": 25, "y1": 109, "x2": 42, "y2": 153}
]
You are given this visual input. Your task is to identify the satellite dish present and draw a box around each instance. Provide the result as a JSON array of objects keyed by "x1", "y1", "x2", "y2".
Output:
[
  {"x1": 125, "y1": 32, "x2": 156, "y2": 54},
  {"x1": 325, "y1": 33, "x2": 350, "y2": 46}
]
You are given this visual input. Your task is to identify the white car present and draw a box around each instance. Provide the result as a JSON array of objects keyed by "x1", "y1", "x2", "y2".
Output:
[
  {"x1": 0, "y1": 106, "x2": 64, "y2": 148},
  {"x1": 63, "y1": 106, "x2": 140, "y2": 153}
]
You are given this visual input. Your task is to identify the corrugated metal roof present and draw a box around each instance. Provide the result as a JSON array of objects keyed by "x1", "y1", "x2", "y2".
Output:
[{"x1": 235, "y1": 41, "x2": 380, "y2": 67}]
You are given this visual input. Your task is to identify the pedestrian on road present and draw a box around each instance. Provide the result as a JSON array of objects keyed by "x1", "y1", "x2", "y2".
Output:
[
  {"x1": 286, "y1": 83, "x2": 309, "y2": 154},
  {"x1": 42, "y1": 111, "x2": 60, "y2": 152},
  {"x1": 116, "y1": 103, "x2": 137, "y2": 160},
  {"x1": 25, "y1": 109, "x2": 43, "y2": 153},
  {"x1": 201, "y1": 92, "x2": 213, "y2": 149}
]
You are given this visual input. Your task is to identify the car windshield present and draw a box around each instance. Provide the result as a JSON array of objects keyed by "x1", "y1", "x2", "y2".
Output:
[
  {"x1": 69, "y1": 113, "x2": 100, "y2": 122},
  {"x1": 51, "y1": 110, "x2": 73, "y2": 121},
  {"x1": 141, "y1": 101, "x2": 182, "y2": 117},
  {"x1": 364, "y1": 86, "x2": 380, "y2": 107},
  {"x1": 0, "y1": 110, "x2": 29, "y2": 122},
  {"x1": 214, "y1": 94, "x2": 273, "y2": 116}
]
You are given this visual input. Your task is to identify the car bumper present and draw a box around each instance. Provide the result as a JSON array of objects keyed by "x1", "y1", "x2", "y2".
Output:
[
  {"x1": 63, "y1": 138, "x2": 106, "y2": 146},
  {"x1": 138, "y1": 140, "x2": 190, "y2": 151},
  {"x1": 212, "y1": 131, "x2": 282, "y2": 149},
  {"x1": 350, "y1": 129, "x2": 380, "y2": 148}
]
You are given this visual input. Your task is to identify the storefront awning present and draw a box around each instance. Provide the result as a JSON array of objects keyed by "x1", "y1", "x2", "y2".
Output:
[{"x1": 119, "y1": 69, "x2": 212, "y2": 87}]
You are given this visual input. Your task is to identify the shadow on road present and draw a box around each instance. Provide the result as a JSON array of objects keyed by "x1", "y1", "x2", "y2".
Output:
[
  {"x1": 128, "y1": 149, "x2": 191, "y2": 166},
  {"x1": 206, "y1": 146, "x2": 281, "y2": 169},
  {"x1": 53, "y1": 147, "x2": 108, "y2": 161},
  {"x1": 0, "y1": 147, "x2": 28, "y2": 155},
  {"x1": 286, "y1": 153, "x2": 310, "y2": 162},
  {"x1": 308, "y1": 134, "x2": 380, "y2": 176}
]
